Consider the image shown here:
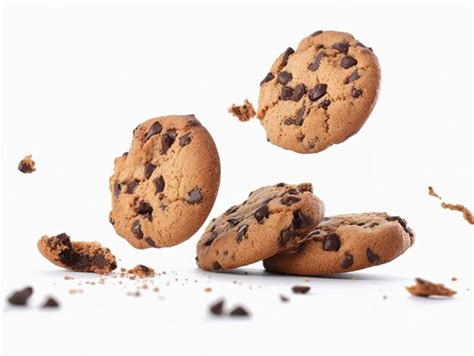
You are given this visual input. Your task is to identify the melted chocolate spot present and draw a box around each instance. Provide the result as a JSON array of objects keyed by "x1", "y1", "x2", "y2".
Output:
[
  {"x1": 367, "y1": 248, "x2": 379, "y2": 264},
  {"x1": 144, "y1": 163, "x2": 157, "y2": 179},
  {"x1": 179, "y1": 132, "x2": 192, "y2": 146},
  {"x1": 236, "y1": 224, "x2": 248, "y2": 243},
  {"x1": 309, "y1": 51, "x2": 326, "y2": 71},
  {"x1": 160, "y1": 129, "x2": 177, "y2": 154},
  {"x1": 186, "y1": 188, "x2": 203, "y2": 204},
  {"x1": 332, "y1": 42, "x2": 349, "y2": 54},
  {"x1": 280, "y1": 195, "x2": 301, "y2": 206},
  {"x1": 309, "y1": 84, "x2": 327, "y2": 101},
  {"x1": 277, "y1": 71, "x2": 292, "y2": 85},
  {"x1": 144, "y1": 121, "x2": 162, "y2": 141},
  {"x1": 340, "y1": 252, "x2": 354, "y2": 269},
  {"x1": 292, "y1": 210, "x2": 313, "y2": 229},
  {"x1": 126, "y1": 180, "x2": 139, "y2": 194},
  {"x1": 154, "y1": 175, "x2": 165, "y2": 193},
  {"x1": 254, "y1": 204, "x2": 269, "y2": 223},
  {"x1": 131, "y1": 220, "x2": 143, "y2": 239},
  {"x1": 323, "y1": 233, "x2": 341, "y2": 251}
]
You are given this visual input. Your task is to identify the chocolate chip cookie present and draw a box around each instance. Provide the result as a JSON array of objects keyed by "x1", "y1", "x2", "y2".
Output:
[
  {"x1": 264, "y1": 213, "x2": 414, "y2": 275},
  {"x1": 109, "y1": 115, "x2": 220, "y2": 248},
  {"x1": 258, "y1": 30, "x2": 381, "y2": 154},
  {"x1": 38, "y1": 233, "x2": 117, "y2": 274},
  {"x1": 196, "y1": 183, "x2": 325, "y2": 271}
]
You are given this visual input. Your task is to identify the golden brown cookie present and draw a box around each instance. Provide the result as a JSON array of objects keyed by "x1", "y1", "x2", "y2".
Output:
[
  {"x1": 264, "y1": 213, "x2": 414, "y2": 275},
  {"x1": 196, "y1": 182, "x2": 325, "y2": 271},
  {"x1": 109, "y1": 115, "x2": 220, "y2": 248},
  {"x1": 258, "y1": 30, "x2": 381, "y2": 154},
  {"x1": 37, "y1": 233, "x2": 117, "y2": 274}
]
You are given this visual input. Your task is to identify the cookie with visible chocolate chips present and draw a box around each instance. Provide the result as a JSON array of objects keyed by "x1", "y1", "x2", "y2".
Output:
[
  {"x1": 264, "y1": 212, "x2": 414, "y2": 275},
  {"x1": 258, "y1": 30, "x2": 381, "y2": 154},
  {"x1": 37, "y1": 233, "x2": 117, "y2": 274},
  {"x1": 196, "y1": 182, "x2": 325, "y2": 271},
  {"x1": 109, "y1": 115, "x2": 220, "y2": 248}
]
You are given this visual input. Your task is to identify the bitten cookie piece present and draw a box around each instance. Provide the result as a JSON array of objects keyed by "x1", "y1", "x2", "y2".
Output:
[
  {"x1": 109, "y1": 115, "x2": 220, "y2": 248},
  {"x1": 264, "y1": 213, "x2": 414, "y2": 275},
  {"x1": 258, "y1": 30, "x2": 380, "y2": 154},
  {"x1": 196, "y1": 182, "x2": 325, "y2": 271},
  {"x1": 38, "y1": 233, "x2": 117, "y2": 274}
]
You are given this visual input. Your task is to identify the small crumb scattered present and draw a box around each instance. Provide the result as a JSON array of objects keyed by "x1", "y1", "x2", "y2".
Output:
[
  {"x1": 204, "y1": 287, "x2": 212, "y2": 293},
  {"x1": 7, "y1": 286, "x2": 33, "y2": 306},
  {"x1": 141, "y1": 283, "x2": 149, "y2": 290},
  {"x1": 292, "y1": 285, "x2": 310, "y2": 294},
  {"x1": 279, "y1": 294, "x2": 289, "y2": 302},
  {"x1": 42, "y1": 296, "x2": 60, "y2": 308},
  {"x1": 18, "y1": 155, "x2": 36, "y2": 174},
  {"x1": 153, "y1": 287, "x2": 160, "y2": 292},
  {"x1": 68, "y1": 288, "x2": 83, "y2": 295},
  {"x1": 64, "y1": 276, "x2": 74, "y2": 280},
  {"x1": 228, "y1": 99, "x2": 256, "y2": 122},
  {"x1": 451, "y1": 277, "x2": 458, "y2": 282},
  {"x1": 428, "y1": 186, "x2": 474, "y2": 225},
  {"x1": 128, "y1": 264, "x2": 155, "y2": 278},
  {"x1": 428, "y1": 186, "x2": 442, "y2": 199},
  {"x1": 127, "y1": 290, "x2": 141, "y2": 297},
  {"x1": 229, "y1": 306, "x2": 250, "y2": 317},
  {"x1": 406, "y1": 278, "x2": 456, "y2": 298},
  {"x1": 209, "y1": 299, "x2": 225, "y2": 316}
]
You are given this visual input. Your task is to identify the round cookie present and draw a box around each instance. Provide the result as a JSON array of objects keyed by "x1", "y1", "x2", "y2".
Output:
[
  {"x1": 257, "y1": 30, "x2": 381, "y2": 154},
  {"x1": 196, "y1": 182, "x2": 325, "y2": 271},
  {"x1": 263, "y1": 213, "x2": 414, "y2": 275},
  {"x1": 109, "y1": 115, "x2": 220, "y2": 248}
]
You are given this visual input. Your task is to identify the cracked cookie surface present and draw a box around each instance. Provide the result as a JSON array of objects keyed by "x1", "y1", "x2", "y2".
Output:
[
  {"x1": 264, "y1": 212, "x2": 414, "y2": 275},
  {"x1": 258, "y1": 30, "x2": 381, "y2": 154},
  {"x1": 38, "y1": 233, "x2": 117, "y2": 274},
  {"x1": 109, "y1": 115, "x2": 220, "y2": 248},
  {"x1": 196, "y1": 182, "x2": 325, "y2": 271}
]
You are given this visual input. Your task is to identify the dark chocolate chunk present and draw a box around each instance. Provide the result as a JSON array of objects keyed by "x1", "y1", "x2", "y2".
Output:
[
  {"x1": 126, "y1": 180, "x2": 139, "y2": 194},
  {"x1": 284, "y1": 118, "x2": 295, "y2": 125},
  {"x1": 311, "y1": 30, "x2": 323, "y2": 36},
  {"x1": 186, "y1": 188, "x2": 203, "y2": 204},
  {"x1": 387, "y1": 216, "x2": 414, "y2": 237},
  {"x1": 319, "y1": 99, "x2": 331, "y2": 110},
  {"x1": 332, "y1": 42, "x2": 349, "y2": 54},
  {"x1": 224, "y1": 205, "x2": 239, "y2": 215},
  {"x1": 229, "y1": 306, "x2": 250, "y2": 317},
  {"x1": 323, "y1": 233, "x2": 341, "y2": 251},
  {"x1": 352, "y1": 87, "x2": 363, "y2": 98},
  {"x1": 280, "y1": 195, "x2": 301, "y2": 206},
  {"x1": 236, "y1": 224, "x2": 248, "y2": 243},
  {"x1": 292, "y1": 286, "x2": 310, "y2": 294},
  {"x1": 144, "y1": 121, "x2": 162, "y2": 141},
  {"x1": 341, "y1": 56, "x2": 358, "y2": 69},
  {"x1": 356, "y1": 41, "x2": 373, "y2": 52},
  {"x1": 7, "y1": 287, "x2": 33, "y2": 306},
  {"x1": 280, "y1": 47, "x2": 295, "y2": 68},
  {"x1": 309, "y1": 51, "x2": 326, "y2": 71},
  {"x1": 260, "y1": 72, "x2": 275, "y2": 85},
  {"x1": 276, "y1": 183, "x2": 286, "y2": 187},
  {"x1": 291, "y1": 84, "x2": 306, "y2": 101},
  {"x1": 227, "y1": 216, "x2": 244, "y2": 226},
  {"x1": 292, "y1": 210, "x2": 313, "y2": 229},
  {"x1": 131, "y1": 220, "x2": 144, "y2": 239},
  {"x1": 114, "y1": 183, "x2": 121, "y2": 198},
  {"x1": 281, "y1": 86, "x2": 294, "y2": 100},
  {"x1": 179, "y1": 132, "x2": 192, "y2": 146},
  {"x1": 42, "y1": 297, "x2": 60, "y2": 308},
  {"x1": 309, "y1": 84, "x2": 327, "y2": 101},
  {"x1": 209, "y1": 299, "x2": 225, "y2": 315},
  {"x1": 145, "y1": 237, "x2": 157, "y2": 248},
  {"x1": 122, "y1": 151, "x2": 129, "y2": 157},
  {"x1": 367, "y1": 248, "x2": 379, "y2": 264},
  {"x1": 346, "y1": 71, "x2": 360, "y2": 83},
  {"x1": 294, "y1": 105, "x2": 306, "y2": 126},
  {"x1": 254, "y1": 204, "x2": 269, "y2": 223},
  {"x1": 277, "y1": 71, "x2": 292, "y2": 85},
  {"x1": 144, "y1": 163, "x2": 157, "y2": 179},
  {"x1": 340, "y1": 252, "x2": 354, "y2": 269},
  {"x1": 204, "y1": 231, "x2": 218, "y2": 246},
  {"x1": 137, "y1": 202, "x2": 153, "y2": 219},
  {"x1": 279, "y1": 229, "x2": 296, "y2": 246},
  {"x1": 160, "y1": 129, "x2": 177, "y2": 154},
  {"x1": 212, "y1": 261, "x2": 222, "y2": 271},
  {"x1": 154, "y1": 175, "x2": 165, "y2": 193}
]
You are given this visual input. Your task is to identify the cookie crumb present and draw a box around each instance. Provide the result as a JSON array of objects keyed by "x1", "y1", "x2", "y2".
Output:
[
  {"x1": 428, "y1": 186, "x2": 442, "y2": 199},
  {"x1": 228, "y1": 99, "x2": 256, "y2": 122},
  {"x1": 292, "y1": 285, "x2": 310, "y2": 294},
  {"x1": 451, "y1": 277, "x2": 458, "y2": 282},
  {"x1": 64, "y1": 276, "x2": 74, "y2": 280},
  {"x1": 128, "y1": 264, "x2": 155, "y2": 278},
  {"x1": 18, "y1": 155, "x2": 36, "y2": 174},
  {"x1": 7, "y1": 286, "x2": 33, "y2": 306},
  {"x1": 229, "y1": 306, "x2": 250, "y2": 317},
  {"x1": 428, "y1": 186, "x2": 473, "y2": 225},
  {"x1": 153, "y1": 287, "x2": 160, "y2": 292},
  {"x1": 406, "y1": 278, "x2": 456, "y2": 298},
  {"x1": 279, "y1": 294, "x2": 289, "y2": 302},
  {"x1": 68, "y1": 288, "x2": 83, "y2": 295},
  {"x1": 42, "y1": 296, "x2": 60, "y2": 308},
  {"x1": 204, "y1": 287, "x2": 212, "y2": 293},
  {"x1": 382, "y1": 295, "x2": 388, "y2": 300},
  {"x1": 209, "y1": 299, "x2": 225, "y2": 316}
]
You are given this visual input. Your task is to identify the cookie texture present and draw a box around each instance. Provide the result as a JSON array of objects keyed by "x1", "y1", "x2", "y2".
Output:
[
  {"x1": 258, "y1": 30, "x2": 381, "y2": 154},
  {"x1": 109, "y1": 115, "x2": 220, "y2": 248},
  {"x1": 196, "y1": 182, "x2": 325, "y2": 271},
  {"x1": 38, "y1": 233, "x2": 117, "y2": 274},
  {"x1": 264, "y1": 212, "x2": 414, "y2": 275}
]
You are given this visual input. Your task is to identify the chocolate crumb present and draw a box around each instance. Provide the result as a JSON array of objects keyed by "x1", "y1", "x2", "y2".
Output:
[
  {"x1": 229, "y1": 306, "x2": 250, "y2": 317},
  {"x1": 228, "y1": 99, "x2": 256, "y2": 122},
  {"x1": 406, "y1": 278, "x2": 456, "y2": 298},
  {"x1": 451, "y1": 277, "x2": 458, "y2": 282},
  {"x1": 209, "y1": 299, "x2": 225, "y2": 316},
  {"x1": 292, "y1": 286, "x2": 310, "y2": 294},
  {"x1": 128, "y1": 264, "x2": 155, "y2": 278},
  {"x1": 7, "y1": 287, "x2": 33, "y2": 306},
  {"x1": 280, "y1": 295, "x2": 289, "y2": 302},
  {"x1": 18, "y1": 155, "x2": 36, "y2": 174},
  {"x1": 42, "y1": 296, "x2": 60, "y2": 308},
  {"x1": 204, "y1": 287, "x2": 212, "y2": 293},
  {"x1": 428, "y1": 186, "x2": 442, "y2": 199}
]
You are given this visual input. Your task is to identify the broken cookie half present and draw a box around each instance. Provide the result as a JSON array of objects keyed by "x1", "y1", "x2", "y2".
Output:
[{"x1": 37, "y1": 233, "x2": 117, "y2": 274}]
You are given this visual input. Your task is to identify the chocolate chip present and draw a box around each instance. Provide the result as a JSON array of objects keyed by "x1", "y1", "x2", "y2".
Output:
[
  {"x1": 7, "y1": 287, "x2": 33, "y2": 306},
  {"x1": 284, "y1": 118, "x2": 295, "y2": 125},
  {"x1": 254, "y1": 204, "x2": 269, "y2": 223},
  {"x1": 144, "y1": 121, "x2": 162, "y2": 141},
  {"x1": 137, "y1": 202, "x2": 153, "y2": 219},
  {"x1": 280, "y1": 295, "x2": 289, "y2": 302},
  {"x1": 224, "y1": 205, "x2": 239, "y2": 215},
  {"x1": 114, "y1": 183, "x2": 121, "y2": 198},
  {"x1": 279, "y1": 229, "x2": 296, "y2": 246},
  {"x1": 236, "y1": 224, "x2": 248, "y2": 243},
  {"x1": 145, "y1": 237, "x2": 157, "y2": 248},
  {"x1": 209, "y1": 299, "x2": 225, "y2": 315},
  {"x1": 319, "y1": 99, "x2": 331, "y2": 110},
  {"x1": 212, "y1": 261, "x2": 222, "y2": 271},
  {"x1": 309, "y1": 84, "x2": 327, "y2": 101},
  {"x1": 308, "y1": 51, "x2": 326, "y2": 71},
  {"x1": 387, "y1": 216, "x2": 414, "y2": 237},
  {"x1": 131, "y1": 220, "x2": 144, "y2": 239},
  {"x1": 292, "y1": 286, "x2": 310, "y2": 294},
  {"x1": 352, "y1": 87, "x2": 363, "y2": 98},
  {"x1": 160, "y1": 129, "x2": 177, "y2": 154},
  {"x1": 227, "y1": 216, "x2": 244, "y2": 226},
  {"x1": 281, "y1": 86, "x2": 294, "y2": 100},
  {"x1": 204, "y1": 231, "x2": 218, "y2": 246},
  {"x1": 340, "y1": 252, "x2": 354, "y2": 269},
  {"x1": 311, "y1": 30, "x2": 323, "y2": 36},
  {"x1": 126, "y1": 180, "x2": 139, "y2": 194},
  {"x1": 356, "y1": 41, "x2": 373, "y2": 52},
  {"x1": 341, "y1": 56, "x2": 357, "y2": 69},
  {"x1": 367, "y1": 222, "x2": 379, "y2": 228},
  {"x1": 332, "y1": 42, "x2": 349, "y2": 54},
  {"x1": 93, "y1": 253, "x2": 106, "y2": 268},
  {"x1": 277, "y1": 71, "x2": 292, "y2": 85},
  {"x1": 323, "y1": 233, "x2": 341, "y2": 251},
  {"x1": 42, "y1": 297, "x2": 60, "y2": 308},
  {"x1": 294, "y1": 105, "x2": 306, "y2": 126},
  {"x1": 179, "y1": 132, "x2": 192, "y2": 146},
  {"x1": 346, "y1": 71, "x2": 360, "y2": 83},
  {"x1": 154, "y1": 175, "x2": 165, "y2": 193},
  {"x1": 276, "y1": 183, "x2": 286, "y2": 187},
  {"x1": 229, "y1": 306, "x2": 250, "y2": 317},
  {"x1": 280, "y1": 195, "x2": 301, "y2": 206},
  {"x1": 122, "y1": 151, "x2": 128, "y2": 157},
  {"x1": 292, "y1": 210, "x2": 313, "y2": 229},
  {"x1": 186, "y1": 188, "x2": 203, "y2": 204},
  {"x1": 367, "y1": 248, "x2": 379, "y2": 264},
  {"x1": 144, "y1": 163, "x2": 157, "y2": 179},
  {"x1": 280, "y1": 47, "x2": 295, "y2": 68},
  {"x1": 291, "y1": 84, "x2": 306, "y2": 101},
  {"x1": 260, "y1": 72, "x2": 274, "y2": 85}
]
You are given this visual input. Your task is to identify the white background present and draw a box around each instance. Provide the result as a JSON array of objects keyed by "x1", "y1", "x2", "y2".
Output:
[{"x1": 1, "y1": 1, "x2": 472, "y2": 355}]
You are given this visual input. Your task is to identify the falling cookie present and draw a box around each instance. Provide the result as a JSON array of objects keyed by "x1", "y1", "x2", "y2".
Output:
[
  {"x1": 109, "y1": 115, "x2": 221, "y2": 248},
  {"x1": 257, "y1": 30, "x2": 380, "y2": 154},
  {"x1": 196, "y1": 182, "x2": 325, "y2": 271},
  {"x1": 264, "y1": 213, "x2": 414, "y2": 275},
  {"x1": 37, "y1": 233, "x2": 117, "y2": 274}
]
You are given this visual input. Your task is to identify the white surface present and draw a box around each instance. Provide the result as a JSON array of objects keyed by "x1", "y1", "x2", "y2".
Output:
[{"x1": 1, "y1": 1, "x2": 472, "y2": 355}]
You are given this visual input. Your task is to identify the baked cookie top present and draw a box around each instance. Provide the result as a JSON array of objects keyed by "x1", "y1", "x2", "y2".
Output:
[
  {"x1": 264, "y1": 212, "x2": 414, "y2": 275},
  {"x1": 258, "y1": 30, "x2": 380, "y2": 154},
  {"x1": 109, "y1": 115, "x2": 220, "y2": 248},
  {"x1": 196, "y1": 182, "x2": 325, "y2": 271}
]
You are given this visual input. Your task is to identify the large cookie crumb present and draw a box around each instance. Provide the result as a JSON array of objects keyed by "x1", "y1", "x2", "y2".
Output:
[
  {"x1": 228, "y1": 99, "x2": 256, "y2": 122},
  {"x1": 37, "y1": 233, "x2": 117, "y2": 274},
  {"x1": 428, "y1": 186, "x2": 473, "y2": 225},
  {"x1": 128, "y1": 264, "x2": 155, "y2": 278},
  {"x1": 7, "y1": 286, "x2": 33, "y2": 306},
  {"x1": 406, "y1": 278, "x2": 456, "y2": 298},
  {"x1": 18, "y1": 155, "x2": 36, "y2": 174}
]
